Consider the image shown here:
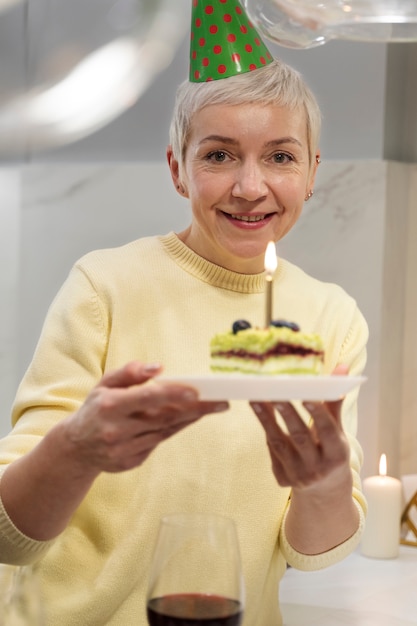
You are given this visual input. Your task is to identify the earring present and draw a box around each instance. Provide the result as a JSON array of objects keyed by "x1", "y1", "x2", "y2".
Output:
[
  {"x1": 177, "y1": 184, "x2": 184, "y2": 193},
  {"x1": 316, "y1": 156, "x2": 321, "y2": 164},
  {"x1": 305, "y1": 190, "x2": 314, "y2": 201}
]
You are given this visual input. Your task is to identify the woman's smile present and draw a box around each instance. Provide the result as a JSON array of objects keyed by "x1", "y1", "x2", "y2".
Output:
[{"x1": 220, "y1": 210, "x2": 275, "y2": 227}]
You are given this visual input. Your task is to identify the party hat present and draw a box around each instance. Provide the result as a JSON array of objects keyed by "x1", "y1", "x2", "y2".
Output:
[{"x1": 189, "y1": 0, "x2": 273, "y2": 82}]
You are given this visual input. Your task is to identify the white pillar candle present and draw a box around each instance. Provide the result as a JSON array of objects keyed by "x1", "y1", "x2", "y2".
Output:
[{"x1": 361, "y1": 454, "x2": 402, "y2": 559}]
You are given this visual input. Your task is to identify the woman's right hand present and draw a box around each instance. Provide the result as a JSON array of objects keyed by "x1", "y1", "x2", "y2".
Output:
[
  {"x1": 64, "y1": 361, "x2": 228, "y2": 473},
  {"x1": 0, "y1": 362, "x2": 228, "y2": 544}
]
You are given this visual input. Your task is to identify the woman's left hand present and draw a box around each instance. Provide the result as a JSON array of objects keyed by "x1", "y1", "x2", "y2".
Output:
[
  {"x1": 249, "y1": 365, "x2": 360, "y2": 554},
  {"x1": 249, "y1": 365, "x2": 350, "y2": 491}
]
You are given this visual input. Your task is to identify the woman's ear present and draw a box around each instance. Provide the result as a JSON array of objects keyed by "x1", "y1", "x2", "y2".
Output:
[{"x1": 166, "y1": 146, "x2": 187, "y2": 197}]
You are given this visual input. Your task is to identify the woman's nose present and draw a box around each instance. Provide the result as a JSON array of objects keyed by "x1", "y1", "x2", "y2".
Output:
[{"x1": 231, "y1": 162, "x2": 268, "y2": 201}]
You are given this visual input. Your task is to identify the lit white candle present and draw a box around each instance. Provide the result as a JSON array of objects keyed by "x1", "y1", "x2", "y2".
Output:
[
  {"x1": 361, "y1": 454, "x2": 402, "y2": 559},
  {"x1": 264, "y1": 241, "x2": 278, "y2": 328}
]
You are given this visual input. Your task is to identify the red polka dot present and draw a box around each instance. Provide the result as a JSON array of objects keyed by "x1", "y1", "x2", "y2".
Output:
[
  {"x1": 206, "y1": 77, "x2": 214, "y2": 82},
  {"x1": 249, "y1": 64, "x2": 257, "y2": 71},
  {"x1": 193, "y1": 0, "x2": 197, "y2": 6},
  {"x1": 192, "y1": 50, "x2": 197, "y2": 60},
  {"x1": 195, "y1": 18, "x2": 201, "y2": 27},
  {"x1": 255, "y1": 38, "x2": 260, "y2": 46},
  {"x1": 220, "y1": 0, "x2": 227, "y2": 3},
  {"x1": 199, "y1": 37, "x2": 206, "y2": 47},
  {"x1": 236, "y1": 6, "x2": 242, "y2": 14},
  {"x1": 194, "y1": 70, "x2": 200, "y2": 79},
  {"x1": 240, "y1": 25, "x2": 248, "y2": 34},
  {"x1": 267, "y1": 52, "x2": 273, "y2": 59},
  {"x1": 205, "y1": 5, "x2": 214, "y2": 14},
  {"x1": 202, "y1": 57, "x2": 210, "y2": 66},
  {"x1": 245, "y1": 44, "x2": 252, "y2": 52},
  {"x1": 218, "y1": 65, "x2": 227, "y2": 74},
  {"x1": 213, "y1": 44, "x2": 222, "y2": 54},
  {"x1": 190, "y1": 31, "x2": 194, "y2": 40},
  {"x1": 223, "y1": 13, "x2": 232, "y2": 22},
  {"x1": 209, "y1": 24, "x2": 218, "y2": 34},
  {"x1": 227, "y1": 33, "x2": 236, "y2": 42},
  {"x1": 232, "y1": 53, "x2": 240, "y2": 62},
  {"x1": 260, "y1": 56, "x2": 266, "y2": 65},
  {"x1": 249, "y1": 21, "x2": 254, "y2": 28}
]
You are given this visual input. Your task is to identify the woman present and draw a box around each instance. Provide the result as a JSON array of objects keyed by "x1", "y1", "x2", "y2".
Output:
[{"x1": 0, "y1": 10, "x2": 367, "y2": 626}]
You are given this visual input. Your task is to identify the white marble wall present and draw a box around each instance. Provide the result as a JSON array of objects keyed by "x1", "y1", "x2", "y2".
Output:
[
  {"x1": 1, "y1": 160, "x2": 416, "y2": 480},
  {"x1": 0, "y1": 171, "x2": 20, "y2": 439},
  {"x1": 400, "y1": 165, "x2": 417, "y2": 475},
  {"x1": 17, "y1": 164, "x2": 190, "y2": 375}
]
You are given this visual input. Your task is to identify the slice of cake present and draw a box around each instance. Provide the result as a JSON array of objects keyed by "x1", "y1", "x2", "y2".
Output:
[{"x1": 210, "y1": 320, "x2": 324, "y2": 375}]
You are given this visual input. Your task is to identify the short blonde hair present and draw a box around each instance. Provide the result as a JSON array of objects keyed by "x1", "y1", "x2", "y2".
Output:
[{"x1": 169, "y1": 58, "x2": 321, "y2": 168}]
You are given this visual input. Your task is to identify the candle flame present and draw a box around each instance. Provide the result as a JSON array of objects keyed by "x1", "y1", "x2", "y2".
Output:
[
  {"x1": 379, "y1": 453, "x2": 387, "y2": 476},
  {"x1": 264, "y1": 241, "x2": 278, "y2": 276}
]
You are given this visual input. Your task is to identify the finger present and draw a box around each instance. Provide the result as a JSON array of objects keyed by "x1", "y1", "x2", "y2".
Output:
[
  {"x1": 250, "y1": 402, "x2": 297, "y2": 462},
  {"x1": 131, "y1": 401, "x2": 229, "y2": 435},
  {"x1": 303, "y1": 401, "x2": 339, "y2": 436},
  {"x1": 90, "y1": 382, "x2": 200, "y2": 421},
  {"x1": 303, "y1": 401, "x2": 348, "y2": 463},
  {"x1": 249, "y1": 401, "x2": 279, "y2": 437},
  {"x1": 251, "y1": 402, "x2": 308, "y2": 487},
  {"x1": 302, "y1": 397, "x2": 343, "y2": 426},
  {"x1": 264, "y1": 440, "x2": 292, "y2": 486},
  {"x1": 99, "y1": 361, "x2": 163, "y2": 390},
  {"x1": 272, "y1": 402, "x2": 318, "y2": 464}
]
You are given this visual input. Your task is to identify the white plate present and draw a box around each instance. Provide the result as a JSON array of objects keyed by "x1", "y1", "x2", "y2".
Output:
[{"x1": 157, "y1": 375, "x2": 367, "y2": 401}]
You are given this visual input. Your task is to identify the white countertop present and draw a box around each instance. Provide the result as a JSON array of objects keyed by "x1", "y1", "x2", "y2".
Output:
[{"x1": 279, "y1": 546, "x2": 417, "y2": 625}]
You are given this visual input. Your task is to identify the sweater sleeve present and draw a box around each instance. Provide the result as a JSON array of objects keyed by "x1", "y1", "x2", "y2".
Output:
[
  {"x1": 0, "y1": 472, "x2": 56, "y2": 565},
  {"x1": 279, "y1": 301, "x2": 369, "y2": 570},
  {"x1": 0, "y1": 263, "x2": 109, "y2": 563},
  {"x1": 10, "y1": 262, "x2": 109, "y2": 430}
]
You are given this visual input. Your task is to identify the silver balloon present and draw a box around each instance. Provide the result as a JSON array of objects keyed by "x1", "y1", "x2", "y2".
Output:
[
  {"x1": 243, "y1": 0, "x2": 417, "y2": 48},
  {"x1": 242, "y1": 0, "x2": 329, "y2": 48},
  {"x1": 0, "y1": 0, "x2": 189, "y2": 156}
]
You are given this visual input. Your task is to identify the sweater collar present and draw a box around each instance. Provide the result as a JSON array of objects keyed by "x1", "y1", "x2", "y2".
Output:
[{"x1": 159, "y1": 232, "x2": 271, "y2": 294}]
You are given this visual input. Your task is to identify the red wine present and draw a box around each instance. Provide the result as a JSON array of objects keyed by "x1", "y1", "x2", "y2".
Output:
[{"x1": 147, "y1": 593, "x2": 243, "y2": 626}]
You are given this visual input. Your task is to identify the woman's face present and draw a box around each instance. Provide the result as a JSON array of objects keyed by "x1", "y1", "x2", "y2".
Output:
[{"x1": 168, "y1": 101, "x2": 319, "y2": 274}]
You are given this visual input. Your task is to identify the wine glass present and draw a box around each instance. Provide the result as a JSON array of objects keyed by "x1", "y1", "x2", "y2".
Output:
[
  {"x1": 0, "y1": 564, "x2": 44, "y2": 625},
  {"x1": 146, "y1": 513, "x2": 244, "y2": 626}
]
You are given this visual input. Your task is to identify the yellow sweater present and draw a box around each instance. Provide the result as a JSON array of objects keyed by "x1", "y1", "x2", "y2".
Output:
[{"x1": 0, "y1": 232, "x2": 368, "y2": 626}]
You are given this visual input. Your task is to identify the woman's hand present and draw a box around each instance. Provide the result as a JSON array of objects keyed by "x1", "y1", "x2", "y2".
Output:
[
  {"x1": 0, "y1": 361, "x2": 228, "y2": 542},
  {"x1": 249, "y1": 365, "x2": 360, "y2": 554},
  {"x1": 64, "y1": 361, "x2": 229, "y2": 474},
  {"x1": 249, "y1": 365, "x2": 350, "y2": 491}
]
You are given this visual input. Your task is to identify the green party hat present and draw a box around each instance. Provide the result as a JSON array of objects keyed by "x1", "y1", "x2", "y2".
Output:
[{"x1": 189, "y1": 0, "x2": 273, "y2": 82}]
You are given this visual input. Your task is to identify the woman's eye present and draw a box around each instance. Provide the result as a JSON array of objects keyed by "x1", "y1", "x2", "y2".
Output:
[
  {"x1": 206, "y1": 150, "x2": 228, "y2": 162},
  {"x1": 273, "y1": 152, "x2": 292, "y2": 164}
]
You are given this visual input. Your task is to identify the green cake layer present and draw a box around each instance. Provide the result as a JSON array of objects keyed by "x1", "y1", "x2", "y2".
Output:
[{"x1": 210, "y1": 326, "x2": 324, "y2": 375}]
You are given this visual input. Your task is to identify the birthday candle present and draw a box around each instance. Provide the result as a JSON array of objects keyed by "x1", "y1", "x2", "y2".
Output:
[{"x1": 264, "y1": 241, "x2": 277, "y2": 328}]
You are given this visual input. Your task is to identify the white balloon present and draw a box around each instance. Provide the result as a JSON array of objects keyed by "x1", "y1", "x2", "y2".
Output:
[
  {"x1": 243, "y1": 0, "x2": 417, "y2": 48},
  {"x1": 0, "y1": 0, "x2": 189, "y2": 155}
]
